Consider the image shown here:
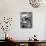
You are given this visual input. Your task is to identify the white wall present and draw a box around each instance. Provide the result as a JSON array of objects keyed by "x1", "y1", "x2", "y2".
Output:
[{"x1": 0, "y1": 0, "x2": 46, "y2": 40}]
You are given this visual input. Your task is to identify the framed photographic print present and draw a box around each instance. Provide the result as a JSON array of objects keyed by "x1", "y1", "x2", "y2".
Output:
[{"x1": 20, "y1": 12, "x2": 32, "y2": 28}]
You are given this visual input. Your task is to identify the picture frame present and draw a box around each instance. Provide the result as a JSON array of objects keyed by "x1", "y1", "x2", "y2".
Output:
[{"x1": 20, "y1": 12, "x2": 32, "y2": 28}]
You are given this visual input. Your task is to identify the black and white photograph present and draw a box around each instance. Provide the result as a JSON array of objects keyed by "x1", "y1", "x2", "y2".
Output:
[{"x1": 20, "y1": 12, "x2": 32, "y2": 28}]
